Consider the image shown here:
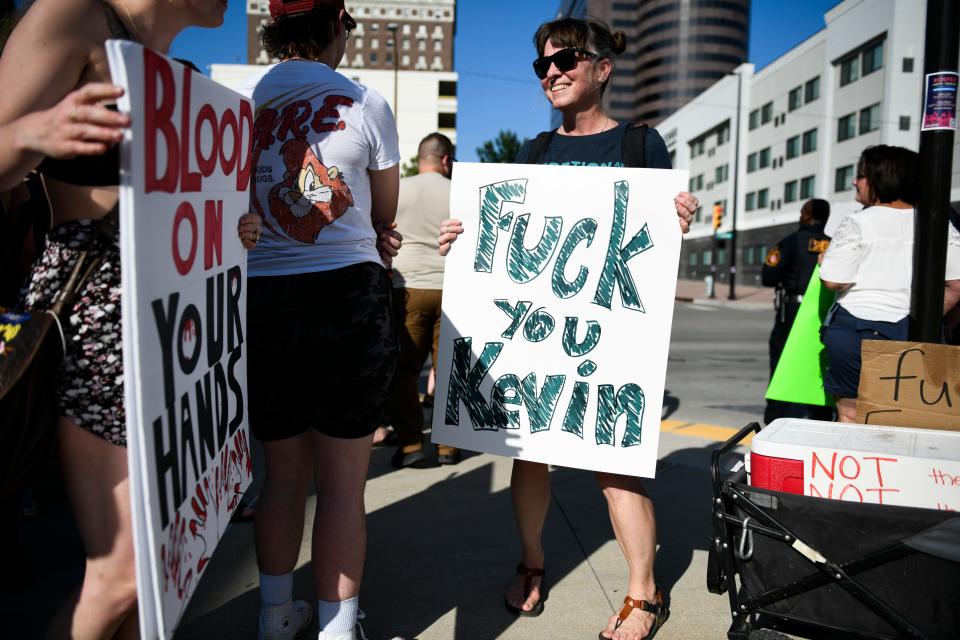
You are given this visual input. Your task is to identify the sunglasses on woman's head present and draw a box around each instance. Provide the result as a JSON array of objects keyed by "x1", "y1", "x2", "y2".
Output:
[{"x1": 532, "y1": 47, "x2": 598, "y2": 79}]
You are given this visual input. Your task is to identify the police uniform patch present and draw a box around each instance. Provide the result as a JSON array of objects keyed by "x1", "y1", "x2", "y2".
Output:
[
  {"x1": 808, "y1": 238, "x2": 830, "y2": 254},
  {"x1": 765, "y1": 246, "x2": 781, "y2": 267}
]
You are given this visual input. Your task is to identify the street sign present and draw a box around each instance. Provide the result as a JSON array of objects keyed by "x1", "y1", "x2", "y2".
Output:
[{"x1": 716, "y1": 231, "x2": 733, "y2": 240}]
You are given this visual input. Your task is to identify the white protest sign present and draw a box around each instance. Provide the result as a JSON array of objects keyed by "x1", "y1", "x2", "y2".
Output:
[
  {"x1": 107, "y1": 40, "x2": 254, "y2": 639},
  {"x1": 806, "y1": 448, "x2": 960, "y2": 511},
  {"x1": 432, "y1": 162, "x2": 687, "y2": 478}
]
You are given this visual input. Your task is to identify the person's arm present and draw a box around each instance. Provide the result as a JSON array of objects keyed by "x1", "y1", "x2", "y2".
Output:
[
  {"x1": 0, "y1": 0, "x2": 128, "y2": 189},
  {"x1": 761, "y1": 240, "x2": 788, "y2": 288},
  {"x1": 819, "y1": 216, "x2": 861, "y2": 293},
  {"x1": 369, "y1": 165, "x2": 400, "y2": 265},
  {"x1": 944, "y1": 279, "x2": 960, "y2": 315}
]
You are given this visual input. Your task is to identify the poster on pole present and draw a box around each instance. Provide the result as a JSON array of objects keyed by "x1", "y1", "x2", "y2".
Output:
[
  {"x1": 107, "y1": 40, "x2": 254, "y2": 639},
  {"x1": 921, "y1": 71, "x2": 958, "y2": 131},
  {"x1": 432, "y1": 162, "x2": 687, "y2": 478}
]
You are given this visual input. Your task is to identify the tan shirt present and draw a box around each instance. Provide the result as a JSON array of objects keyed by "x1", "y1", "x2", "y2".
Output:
[{"x1": 391, "y1": 171, "x2": 450, "y2": 290}]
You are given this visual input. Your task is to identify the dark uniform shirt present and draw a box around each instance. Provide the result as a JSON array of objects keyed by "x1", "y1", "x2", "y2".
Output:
[{"x1": 762, "y1": 223, "x2": 831, "y2": 295}]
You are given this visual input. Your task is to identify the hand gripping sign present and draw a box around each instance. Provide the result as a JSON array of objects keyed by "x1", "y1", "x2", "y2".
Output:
[
  {"x1": 107, "y1": 40, "x2": 253, "y2": 639},
  {"x1": 433, "y1": 162, "x2": 687, "y2": 478}
]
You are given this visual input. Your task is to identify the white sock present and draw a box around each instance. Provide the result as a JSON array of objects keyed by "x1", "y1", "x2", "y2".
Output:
[
  {"x1": 318, "y1": 596, "x2": 359, "y2": 634},
  {"x1": 259, "y1": 572, "x2": 293, "y2": 607}
]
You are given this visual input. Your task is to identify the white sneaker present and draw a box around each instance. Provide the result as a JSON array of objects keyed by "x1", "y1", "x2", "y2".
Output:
[{"x1": 258, "y1": 600, "x2": 313, "y2": 640}]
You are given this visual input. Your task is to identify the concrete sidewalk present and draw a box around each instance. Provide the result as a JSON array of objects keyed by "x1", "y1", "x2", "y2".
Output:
[{"x1": 675, "y1": 278, "x2": 774, "y2": 311}]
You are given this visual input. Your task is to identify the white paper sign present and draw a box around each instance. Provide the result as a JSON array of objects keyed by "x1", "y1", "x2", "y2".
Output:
[
  {"x1": 108, "y1": 41, "x2": 254, "y2": 639},
  {"x1": 432, "y1": 162, "x2": 687, "y2": 477}
]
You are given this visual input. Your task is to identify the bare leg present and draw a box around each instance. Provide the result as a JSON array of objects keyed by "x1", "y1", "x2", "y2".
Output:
[
  {"x1": 310, "y1": 431, "x2": 374, "y2": 601},
  {"x1": 254, "y1": 433, "x2": 314, "y2": 575},
  {"x1": 596, "y1": 472, "x2": 658, "y2": 640},
  {"x1": 46, "y1": 419, "x2": 138, "y2": 640},
  {"x1": 505, "y1": 459, "x2": 550, "y2": 613},
  {"x1": 835, "y1": 397, "x2": 858, "y2": 423}
]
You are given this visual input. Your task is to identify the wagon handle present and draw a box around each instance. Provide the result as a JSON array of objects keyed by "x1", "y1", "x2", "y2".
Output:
[{"x1": 711, "y1": 421, "x2": 761, "y2": 499}]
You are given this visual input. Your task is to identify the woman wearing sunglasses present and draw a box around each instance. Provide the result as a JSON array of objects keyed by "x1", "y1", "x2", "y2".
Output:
[{"x1": 439, "y1": 17, "x2": 696, "y2": 640}]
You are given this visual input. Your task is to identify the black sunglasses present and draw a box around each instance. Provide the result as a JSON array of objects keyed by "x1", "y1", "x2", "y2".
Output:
[
  {"x1": 342, "y1": 13, "x2": 357, "y2": 33},
  {"x1": 532, "y1": 47, "x2": 598, "y2": 79}
]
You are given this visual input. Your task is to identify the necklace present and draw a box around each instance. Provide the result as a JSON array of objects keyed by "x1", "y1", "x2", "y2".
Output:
[
  {"x1": 560, "y1": 116, "x2": 613, "y2": 136},
  {"x1": 116, "y1": 1, "x2": 146, "y2": 44}
]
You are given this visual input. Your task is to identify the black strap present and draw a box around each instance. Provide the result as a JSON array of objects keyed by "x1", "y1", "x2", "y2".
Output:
[
  {"x1": 621, "y1": 122, "x2": 648, "y2": 168},
  {"x1": 524, "y1": 123, "x2": 649, "y2": 168}
]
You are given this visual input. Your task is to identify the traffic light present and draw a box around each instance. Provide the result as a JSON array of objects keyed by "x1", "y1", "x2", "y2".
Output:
[{"x1": 712, "y1": 203, "x2": 724, "y2": 231}]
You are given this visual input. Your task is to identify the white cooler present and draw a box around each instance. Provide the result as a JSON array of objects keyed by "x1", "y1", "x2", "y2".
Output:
[{"x1": 748, "y1": 418, "x2": 960, "y2": 511}]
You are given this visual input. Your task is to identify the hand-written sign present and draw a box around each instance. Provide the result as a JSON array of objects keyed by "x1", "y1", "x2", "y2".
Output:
[
  {"x1": 432, "y1": 162, "x2": 687, "y2": 478},
  {"x1": 856, "y1": 340, "x2": 960, "y2": 431},
  {"x1": 805, "y1": 448, "x2": 959, "y2": 511},
  {"x1": 108, "y1": 41, "x2": 253, "y2": 640}
]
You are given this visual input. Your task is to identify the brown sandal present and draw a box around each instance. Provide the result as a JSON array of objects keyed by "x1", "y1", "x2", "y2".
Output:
[
  {"x1": 598, "y1": 589, "x2": 669, "y2": 640},
  {"x1": 504, "y1": 563, "x2": 546, "y2": 617}
]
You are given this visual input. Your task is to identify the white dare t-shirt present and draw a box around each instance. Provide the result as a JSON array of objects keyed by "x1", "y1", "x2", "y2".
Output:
[{"x1": 237, "y1": 60, "x2": 400, "y2": 276}]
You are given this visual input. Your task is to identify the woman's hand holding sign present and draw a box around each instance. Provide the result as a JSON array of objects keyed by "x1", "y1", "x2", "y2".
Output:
[{"x1": 237, "y1": 212, "x2": 262, "y2": 250}]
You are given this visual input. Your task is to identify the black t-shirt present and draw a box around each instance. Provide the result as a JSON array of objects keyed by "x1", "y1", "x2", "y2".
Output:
[{"x1": 514, "y1": 122, "x2": 672, "y2": 169}]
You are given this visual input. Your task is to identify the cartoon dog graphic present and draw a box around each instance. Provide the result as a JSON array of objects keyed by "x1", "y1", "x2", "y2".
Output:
[{"x1": 268, "y1": 138, "x2": 354, "y2": 243}]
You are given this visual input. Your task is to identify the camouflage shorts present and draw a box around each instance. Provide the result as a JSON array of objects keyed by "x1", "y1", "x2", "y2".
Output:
[{"x1": 247, "y1": 262, "x2": 397, "y2": 440}]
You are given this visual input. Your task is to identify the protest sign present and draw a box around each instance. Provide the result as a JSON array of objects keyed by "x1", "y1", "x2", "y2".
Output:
[
  {"x1": 766, "y1": 265, "x2": 835, "y2": 406},
  {"x1": 432, "y1": 162, "x2": 687, "y2": 478},
  {"x1": 856, "y1": 340, "x2": 960, "y2": 430},
  {"x1": 107, "y1": 40, "x2": 254, "y2": 639}
]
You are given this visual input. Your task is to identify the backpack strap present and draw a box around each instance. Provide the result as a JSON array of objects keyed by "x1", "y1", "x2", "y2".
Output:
[
  {"x1": 621, "y1": 122, "x2": 648, "y2": 168},
  {"x1": 525, "y1": 130, "x2": 556, "y2": 165}
]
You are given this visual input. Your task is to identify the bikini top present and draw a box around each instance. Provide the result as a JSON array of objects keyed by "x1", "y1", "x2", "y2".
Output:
[{"x1": 36, "y1": 1, "x2": 133, "y2": 187}]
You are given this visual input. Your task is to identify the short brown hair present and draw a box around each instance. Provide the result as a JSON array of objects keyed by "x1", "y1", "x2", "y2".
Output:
[
  {"x1": 533, "y1": 18, "x2": 626, "y2": 94},
  {"x1": 261, "y1": 7, "x2": 339, "y2": 61}
]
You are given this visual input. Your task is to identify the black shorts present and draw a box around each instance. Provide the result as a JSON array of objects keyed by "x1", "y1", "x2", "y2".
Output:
[{"x1": 247, "y1": 262, "x2": 397, "y2": 440}]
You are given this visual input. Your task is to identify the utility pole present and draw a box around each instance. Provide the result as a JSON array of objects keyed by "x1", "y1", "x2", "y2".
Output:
[
  {"x1": 910, "y1": 0, "x2": 959, "y2": 341},
  {"x1": 728, "y1": 70, "x2": 743, "y2": 300}
]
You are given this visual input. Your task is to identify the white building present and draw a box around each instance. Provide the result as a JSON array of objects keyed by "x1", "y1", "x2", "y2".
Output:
[
  {"x1": 657, "y1": 0, "x2": 958, "y2": 285},
  {"x1": 230, "y1": 0, "x2": 458, "y2": 166}
]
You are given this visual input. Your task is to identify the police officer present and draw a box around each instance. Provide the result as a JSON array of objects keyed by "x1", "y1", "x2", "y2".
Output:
[{"x1": 762, "y1": 198, "x2": 831, "y2": 423}]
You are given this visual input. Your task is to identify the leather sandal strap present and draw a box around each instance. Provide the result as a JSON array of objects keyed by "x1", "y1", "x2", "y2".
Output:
[
  {"x1": 617, "y1": 591, "x2": 664, "y2": 625},
  {"x1": 516, "y1": 563, "x2": 544, "y2": 599}
]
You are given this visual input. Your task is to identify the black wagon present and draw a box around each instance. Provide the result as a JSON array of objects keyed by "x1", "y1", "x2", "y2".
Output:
[{"x1": 707, "y1": 422, "x2": 960, "y2": 640}]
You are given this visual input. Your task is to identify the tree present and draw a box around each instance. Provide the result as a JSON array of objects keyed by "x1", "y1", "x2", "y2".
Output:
[
  {"x1": 400, "y1": 153, "x2": 419, "y2": 177},
  {"x1": 476, "y1": 130, "x2": 525, "y2": 164}
]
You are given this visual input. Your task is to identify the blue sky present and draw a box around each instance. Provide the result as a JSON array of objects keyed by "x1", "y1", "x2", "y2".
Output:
[{"x1": 170, "y1": 1, "x2": 840, "y2": 162}]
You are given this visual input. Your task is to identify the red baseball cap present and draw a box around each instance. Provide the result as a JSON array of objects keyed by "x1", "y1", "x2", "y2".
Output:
[{"x1": 268, "y1": 0, "x2": 354, "y2": 24}]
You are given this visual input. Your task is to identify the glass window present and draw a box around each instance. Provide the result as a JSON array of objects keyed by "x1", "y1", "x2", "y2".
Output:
[
  {"x1": 439, "y1": 80, "x2": 457, "y2": 97},
  {"x1": 717, "y1": 124, "x2": 730, "y2": 145},
  {"x1": 800, "y1": 175, "x2": 816, "y2": 199},
  {"x1": 745, "y1": 192, "x2": 756, "y2": 211},
  {"x1": 788, "y1": 86, "x2": 802, "y2": 111},
  {"x1": 761, "y1": 102, "x2": 773, "y2": 124},
  {"x1": 786, "y1": 136, "x2": 800, "y2": 159},
  {"x1": 749, "y1": 109, "x2": 759, "y2": 130},
  {"x1": 838, "y1": 113, "x2": 857, "y2": 141},
  {"x1": 835, "y1": 165, "x2": 854, "y2": 192},
  {"x1": 899, "y1": 115, "x2": 910, "y2": 131},
  {"x1": 784, "y1": 180, "x2": 798, "y2": 203},
  {"x1": 689, "y1": 252, "x2": 698, "y2": 266},
  {"x1": 862, "y1": 41, "x2": 884, "y2": 75},
  {"x1": 859, "y1": 103, "x2": 881, "y2": 134},
  {"x1": 745, "y1": 246, "x2": 755, "y2": 265},
  {"x1": 802, "y1": 128, "x2": 817, "y2": 153},
  {"x1": 804, "y1": 76, "x2": 820, "y2": 103},
  {"x1": 757, "y1": 188, "x2": 769, "y2": 208},
  {"x1": 437, "y1": 112, "x2": 456, "y2": 129},
  {"x1": 717, "y1": 247, "x2": 727, "y2": 265},
  {"x1": 369, "y1": 52, "x2": 378, "y2": 63},
  {"x1": 747, "y1": 152, "x2": 757, "y2": 173},
  {"x1": 902, "y1": 57, "x2": 914, "y2": 73},
  {"x1": 759, "y1": 147, "x2": 771, "y2": 168},
  {"x1": 840, "y1": 56, "x2": 860, "y2": 86},
  {"x1": 715, "y1": 164, "x2": 728, "y2": 184},
  {"x1": 702, "y1": 249, "x2": 712, "y2": 266}
]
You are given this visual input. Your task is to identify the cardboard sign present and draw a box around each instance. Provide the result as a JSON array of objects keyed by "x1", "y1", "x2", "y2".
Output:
[
  {"x1": 432, "y1": 162, "x2": 687, "y2": 478},
  {"x1": 107, "y1": 41, "x2": 254, "y2": 639},
  {"x1": 806, "y1": 448, "x2": 959, "y2": 511},
  {"x1": 856, "y1": 340, "x2": 960, "y2": 430},
  {"x1": 765, "y1": 265, "x2": 835, "y2": 406}
]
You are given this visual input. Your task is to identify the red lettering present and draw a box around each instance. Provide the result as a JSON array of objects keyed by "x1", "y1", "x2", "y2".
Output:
[
  {"x1": 810, "y1": 451, "x2": 836, "y2": 480},
  {"x1": 236, "y1": 100, "x2": 253, "y2": 192},
  {"x1": 311, "y1": 95, "x2": 354, "y2": 133},
  {"x1": 218, "y1": 108, "x2": 239, "y2": 176},
  {"x1": 144, "y1": 49, "x2": 178, "y2": 193},
  {"x1": 808, "y1": 482, "x2": 833, "y2": 499},
  {"x1": 253, "y1": 108, "x2": 278, "y2": 152},
  {"x1": 838, "y1": 484, "x2": 864, "y2": 502},
  {"x1": 172, "y1": 202, "x2": 198, "y2": 275},
  {"x1": 203, "y1": 200, "x2": 223, "y2": 270},
  {"x1": 863, "y1": 456, "x2": 897, "y2": 486},
  {"x1": 865, "y1": 487, "x2": 900, "y2": 505},
  {"x1": 276, "y1": 100, "x2": 312, "y2": 141},
  {"x1": 839, "y1": 455, "x2": 861, "y2": 480},
  {"x1": 179, "y1": 67, "x2": 201, "y2": 192},
  {"x1": 194, "y1": 104, "x2": 219, "y2": 176}
]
